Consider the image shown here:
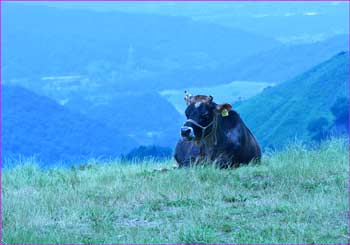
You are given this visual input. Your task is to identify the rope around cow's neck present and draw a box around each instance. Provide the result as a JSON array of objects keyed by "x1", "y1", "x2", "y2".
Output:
[
  {"x1": 204, "y1": 113, "x2": 218, "y2": 146},
  {"x1": 185, "y1": 113, "x2": 219, "y2": 146}
]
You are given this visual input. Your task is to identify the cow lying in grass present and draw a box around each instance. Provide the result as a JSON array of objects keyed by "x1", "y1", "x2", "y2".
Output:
[{"x1": 176, "y1": 92, "x2": 261, "y2": 168}]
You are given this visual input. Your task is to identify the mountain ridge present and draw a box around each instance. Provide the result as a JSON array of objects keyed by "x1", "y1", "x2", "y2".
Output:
[
  {"x1": 4, "y1": 3, "x2": 280, "y2": 91},
  {"x1": 229, "y1": 34, "x2": 348, "y2": 83},
  {"x1": 2, "y1": 85, "x2": 137, "y2": 165},
  {"x1": 236, "y1": 51, "x2": 349, "y2": 148}
]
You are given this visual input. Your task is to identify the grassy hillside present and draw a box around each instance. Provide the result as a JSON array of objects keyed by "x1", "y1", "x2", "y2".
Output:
[
  {"x1": 2, "y1": 138, "x2": 348, "y2": 244},
  {"x1": 236, "y1": 51, "x2": 349, "y2": 148}
]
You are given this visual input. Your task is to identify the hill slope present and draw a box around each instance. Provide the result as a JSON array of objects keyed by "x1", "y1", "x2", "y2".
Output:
[
  {"x1": 2, "y1": 139, "x2": 347, "y2": 243},
  {"x1": 236, "y1": 51, "x2": 349, "y2": 148},
  {"x1": 230, "y1": 34, "x2": 348, "y2": 83},
  {"x1": 65, "y1": 92, "x2": 183, "y2": 147},
  {"x1": 2, "y1": 85, "x2": 137, "y2": 165}
]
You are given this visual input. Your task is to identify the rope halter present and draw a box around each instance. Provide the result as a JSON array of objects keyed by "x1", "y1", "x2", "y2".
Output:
[{"x1": 184, "y1": 113, "x2": 218, "y2": 145}]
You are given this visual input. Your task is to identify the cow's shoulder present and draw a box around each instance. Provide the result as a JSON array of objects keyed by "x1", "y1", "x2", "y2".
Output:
[{"x1": 219, "y1": 109, "x2": 241, "y2": 128}]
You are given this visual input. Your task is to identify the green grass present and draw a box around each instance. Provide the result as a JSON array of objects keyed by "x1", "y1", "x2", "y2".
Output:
[{"x1": 2, "y1": 138, "x2": 349, "y2": 244}]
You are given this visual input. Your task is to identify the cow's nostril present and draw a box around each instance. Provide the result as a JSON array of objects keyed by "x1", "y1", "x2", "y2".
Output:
[{"x1": 181, "y1": 127, "x2": 191, "y2": 136}]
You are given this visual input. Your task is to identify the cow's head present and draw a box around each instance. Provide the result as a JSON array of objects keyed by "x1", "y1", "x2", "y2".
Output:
[{"x1": 181, "y1": 91, "x2": 232, "y2": 142}]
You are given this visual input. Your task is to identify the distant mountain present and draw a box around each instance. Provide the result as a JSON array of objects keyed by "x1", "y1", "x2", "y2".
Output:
[
  {"x1": 33, "y1": 2, "x2": 349, "y2": 44},
  {"x1": 3, "y1": 3, "x2": 279, "y2": 91},
  {"x1": 229, "y1": 34, "x2": 348, "y2": 83},
  {"x1": 236, "y1": 52, "x2": 349, "y2": 148},
  {"x1": 65, "y1": 92, "x2": 183, "y2": 147},
  {"x1": 160, "y1": 81, "x2": 274, "y2": 114},
  {"x1": 2, "y1": 85, "x2": 137, "y2": 165}
]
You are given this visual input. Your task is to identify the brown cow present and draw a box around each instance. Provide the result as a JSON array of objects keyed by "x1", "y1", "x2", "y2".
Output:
[{"x1": 180, "y1": 92, "x2": 261, "y2": 168}]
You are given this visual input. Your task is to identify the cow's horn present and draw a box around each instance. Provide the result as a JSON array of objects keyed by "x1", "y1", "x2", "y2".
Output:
[{"x1": 184, "y1": 90, "x2": 192, "y2": 105}]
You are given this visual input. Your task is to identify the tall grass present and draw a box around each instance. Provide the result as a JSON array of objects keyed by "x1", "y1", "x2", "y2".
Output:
[{"x1": 2, "y1": 138, "x2": 348, "y2": 244}]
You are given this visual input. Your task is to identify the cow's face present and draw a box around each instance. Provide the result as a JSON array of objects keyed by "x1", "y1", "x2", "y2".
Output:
[
  {"x1": 181, "y1": 93, "x2": 232, "y2": 141},
  {"x1": 182, "y1": 99, "x2": 216, "y2": 140}
]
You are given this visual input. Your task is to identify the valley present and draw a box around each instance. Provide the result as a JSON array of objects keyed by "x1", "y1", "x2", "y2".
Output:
[{"x1": 160, "y1": 80, "x2": 274, "y2": 113}]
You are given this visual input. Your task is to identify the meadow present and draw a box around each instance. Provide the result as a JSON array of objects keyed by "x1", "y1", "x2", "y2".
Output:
[{"x1": 2, "y1": 138, "x2": 348, "y2": 244}]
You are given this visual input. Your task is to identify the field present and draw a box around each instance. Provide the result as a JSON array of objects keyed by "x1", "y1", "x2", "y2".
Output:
[{"x1": 2, "y1": 139, "x2": 349, "y2": 244}]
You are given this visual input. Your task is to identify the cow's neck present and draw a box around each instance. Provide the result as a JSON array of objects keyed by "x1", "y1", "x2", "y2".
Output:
[
  {"x1": 202, "y1": 113, "x2": 240, "y2": 158},
  {"x1": 202, "y1": 114, "x2": 224, "y2": 157}
]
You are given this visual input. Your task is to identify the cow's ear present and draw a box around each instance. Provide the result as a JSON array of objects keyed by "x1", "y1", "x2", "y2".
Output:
[{"x1": 216, "y1": 103, "x2": 232, "y2": 117}]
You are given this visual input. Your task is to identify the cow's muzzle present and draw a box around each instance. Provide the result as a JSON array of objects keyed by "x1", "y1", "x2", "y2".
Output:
[
  {"x1": 181, "y1": 126, "x2": 195, "y2": 139},
  {"x1": 181, "y1": 116, "x2": 217, "y2": 143}
]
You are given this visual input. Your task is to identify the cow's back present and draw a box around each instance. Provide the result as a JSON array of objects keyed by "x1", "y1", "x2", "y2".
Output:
[{"x1": 240, "y1": 122, "x2": 261, "y2": 164}]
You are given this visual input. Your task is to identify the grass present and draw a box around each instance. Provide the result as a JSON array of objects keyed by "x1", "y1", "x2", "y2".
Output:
[{"x1": 2, "y1": 138, "x2": 349, "y2": 244}]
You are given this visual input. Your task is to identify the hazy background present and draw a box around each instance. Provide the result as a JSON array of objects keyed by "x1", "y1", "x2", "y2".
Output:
[{"x1": 2, "y1": 1, "x2": 349, "y2": 166}]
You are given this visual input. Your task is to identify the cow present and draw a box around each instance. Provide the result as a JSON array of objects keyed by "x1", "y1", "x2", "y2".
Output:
[
  {"x1": 179, "y1": 92, "x2": 261, "y2": 168},
  {"x1": 173, "y1": 138, "x2": 203, "y2": 168}
]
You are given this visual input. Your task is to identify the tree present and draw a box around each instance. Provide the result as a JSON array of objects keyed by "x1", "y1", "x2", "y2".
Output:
[
  {"x1": 331, "y1": 97, "x2": 349, "y2": 127},
  {"x1": 307, "y1": 117, "x2": 329, "y2": 142},
  {"x1": 123, "y1": 145, "x2": 172, "y2": 161}
]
